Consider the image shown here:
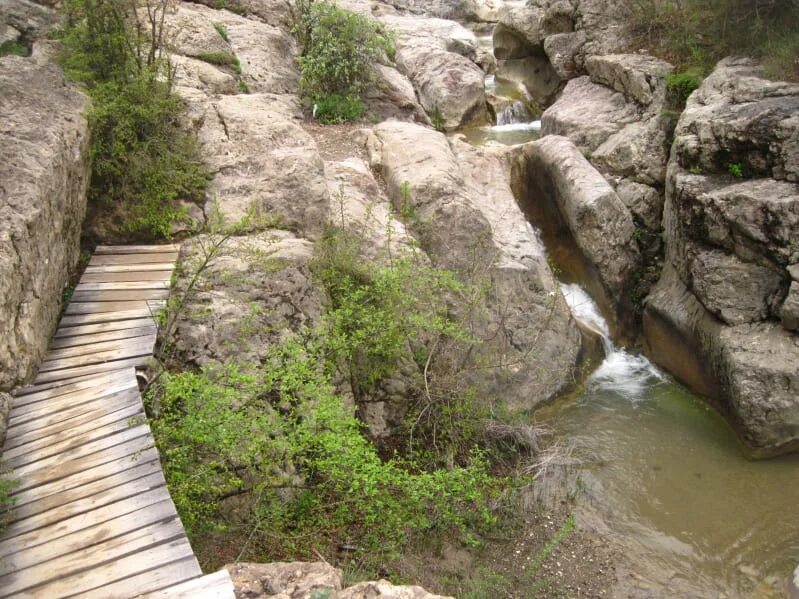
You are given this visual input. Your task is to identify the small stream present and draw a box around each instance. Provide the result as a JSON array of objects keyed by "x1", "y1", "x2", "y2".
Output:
[{"x1": 538, "y1": 285, "x2": 799, "y2": 597}]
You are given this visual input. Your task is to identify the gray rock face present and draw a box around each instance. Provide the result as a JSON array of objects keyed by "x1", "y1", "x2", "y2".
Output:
[
  {"x1": 226, "y1": 562, "x2": 452, "y2": 599},
  {"x1": 365, "y1": 121, "x2": 582, "y2": 411},
  {"x1": 516, "y1": 135, "x2": 639, "y2": 310},
  {"x1": 0, "y1": 0, "x2": 57, "y2": 38},
  {"x1": 194, "y1": 93, "x2": 329, "y2": 237},
  {"x1": 496, "y1": 55, "x2": 561, "y2": 106},
  {"x1": 585, "y1": 54, "x2": 672, "y2": 107},
  {"x1": 0, "y1": 46, "x2": 91, "y2": 392},
  {"x1": 385, "y1": 15, "x2": 488, "y2": 130},
  {"x1": 783, "y1": 281, "x2": 799, "y2": 331},
  {"x1": 0, "y1": 393, "x2": 10, "y2": 447},
  {"x1": 173, "y1": 231, "x2": 325, "y2": 369},
  {"x1": 672, "y1": 57, "x2": 799, "y2": 182},
  {"x1": 645, "y1": 59, "x2": 799, "y2": 455}
]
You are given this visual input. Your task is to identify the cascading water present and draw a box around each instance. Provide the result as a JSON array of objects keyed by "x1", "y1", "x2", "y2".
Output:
[{"x1": 496, "y1": 100, "x2": 532, "y2": 125}]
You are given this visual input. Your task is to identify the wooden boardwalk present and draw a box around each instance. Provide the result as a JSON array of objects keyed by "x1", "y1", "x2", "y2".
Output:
[{"x1": 0, "y1": 245, "x2": 235, "y2": 598}]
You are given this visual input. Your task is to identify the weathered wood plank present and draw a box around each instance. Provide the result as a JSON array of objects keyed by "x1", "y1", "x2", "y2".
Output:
[
  {"x1": 49, "y1": 326, "x2": 157, "y2": 350},
  {"x1": 33, "y1": 357, "x2": 149, "y2": 384},
  {"x1": 2, "y1": 470, "x2": 166, "y2": 540},
  {"x1": 65, "y1": 299, "x2": 164, "y2": 315},
  {"x1": 138, "y1": 569, "x2": 235, "y2": 599},
  {"x1": 0, "y1": 517, "x2": 186, "y2": 591},
  {"x1": 81, "y1": 557, "x2": 202, "y2": 599},
  {"x1": 76, "y1": 281, "x2": 171, "y2": 291},
  {"x1": 10, "y1": 434, "x2": 154, "y2": 494},
  {"x1": 7, "y1": 413, "x2": 148, "y2": 469},
  {"x1": 55, "y1": 317, "x2": 155, "y2": 339},
  {"x1": 71, "y1": 289, "x2": 171, "y2": 303},
  {"x1": 7, "y1": 384, "x2": 139, "y2": 433},
  {"x1": 95, "y1": 244, "x2": 181, "y2": 254},
  {"x1": 13, "y1": 368, "x2": 130, "y2": 403},
  {"x1": 7, "y1": 455, "x2": 160, "y2": 524},
  {"x1": 39, "y1": 342, "x2": 155, "y2": 372},
  {"x1": 10, "y1": 377, "x2": 138, "y2": 421},
  {"x1": 0, "y1": 486, "x2": 173, "y2": 557},
  {"x1": 81, "y1": 270, "x2": 174, "y2": 283},
  {"x1": 10, "y1": 538, "x2": 196, "y2": 599},
  {"x1": 59, "y1": 308, "x2": 160, "y2": 327},
  {"x1": 10, "y1": 447, "x2": 160, "y2": 509},
  {"x1": 5, "y1": 394, "x2": 142, "y2": 453},
  {"x1": 45, "y1": 334, "x2": 156, "y2": 361},
  {"x1": 89, "y1": 252, "x2": 179, "y2": 266}
]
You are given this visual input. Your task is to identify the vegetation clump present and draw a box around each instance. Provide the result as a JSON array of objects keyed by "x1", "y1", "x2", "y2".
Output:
[
  {"x1": 59, "y1": 0, "x2": 209, "y2": 238},
  {"x1": 295, "y1": 1, "x2": 394, "y2": 123},
  {"x1": 627, "y1": 0, "x2": 799, "y2": 81}
]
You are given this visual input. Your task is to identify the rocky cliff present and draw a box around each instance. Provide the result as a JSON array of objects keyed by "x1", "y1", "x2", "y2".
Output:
[{"x1": 0, "y1": 44, "x2": 90, "y2": 398}]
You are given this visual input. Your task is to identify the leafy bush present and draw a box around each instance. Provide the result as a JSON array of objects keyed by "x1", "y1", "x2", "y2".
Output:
[
  {"x1": 665, "y1": 67, "x2": 704, "y2": 106},
  {"x1": 0, "y1": 40, "x2": 30, "y2": 57},
  {"x1": 626, "y1": 0, "x2": 799, "y2": 81},
  {"x1": 297, "y1": 2, "x2": 394, "y2": 122},
  {"x1": 60, "y1": 0, "x2": 209, "y2": 238},
  {"x1": 312, "y1": 93, "x2": 365, "y2": 124}
]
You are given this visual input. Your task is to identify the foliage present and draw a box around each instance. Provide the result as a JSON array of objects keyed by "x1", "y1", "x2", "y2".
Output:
[
  {"x1": 0, "y1": 464, "x2": 18, "y2": 533},
  {"x1": 665, "y1": 67, "x2": 704, "y2": 107},
  {"x1": 728, "y1": 162, "x2": 744, "y2": 177},
  {"x1": 148, "y1": 344, "x2": 501, "y2": 559},
  {"x1": 0, "y1": 40, "x2": 30, "y2": 57},
  {"x1": 626, "y1": 0, "x2": 799, "y2": 80},
  {"x1": 312, "y1": 93, "x2": 365, "y2": 124},
  {"x1": 296, "y1": 1, "x2": 394, "y2": 123},
  {"x1": 59, "y1": 0, "x2": 209, "y2": 238},
  {"x1": 213, "y1": 23, "x2": 229, "y2": 42}
]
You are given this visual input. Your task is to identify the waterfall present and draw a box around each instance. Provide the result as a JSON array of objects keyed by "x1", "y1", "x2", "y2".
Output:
[
  {"x1": 561, "y1": 283, "x2": 664, "y2": 400},
  {"x1": 496, "y1": 100, "x2": 532, "y2": 126}
]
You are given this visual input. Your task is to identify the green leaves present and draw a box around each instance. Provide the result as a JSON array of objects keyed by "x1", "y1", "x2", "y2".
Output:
[{"x1": 297, "y1": 2, "x2": 394, "y2": 122}]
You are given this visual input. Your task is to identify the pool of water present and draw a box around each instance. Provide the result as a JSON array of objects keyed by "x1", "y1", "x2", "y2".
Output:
[
  {"x1": 460, "y1": 121, "x2": 542, "y2": 146},
  {"x1": 536, "y1": 286, "x2": 799, "y2": 597}
]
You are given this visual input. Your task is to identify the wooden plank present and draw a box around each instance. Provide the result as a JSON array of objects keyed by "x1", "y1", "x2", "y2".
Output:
[
  {"x1": 11, "y1": 373, "x2": 136, "y2": 416},
  {"x1": 7, "y1": 383, "x2": 139, "y2": 433},
  {"x1": 65, "y1": 299, "x2": 164, "y2": 315},
  {"x1": 7, "y1": 457, "x2": 160, "y2": 525},
  {"x1": 49, "y1": 326, "x2": 157, "y2": 350},
  {"x1": 82, "y1": 557, "x2": 201, "y2": 599},
  {"x1": 45, "y1": 333, "x2": 156, "y2": 361},
  {"x1": 138, "y1": 569, "x2": 235, "y2": 599},
  {"x1": 13, "y1": 368, "x2": 131, "y2": 403},
  {"x1": 10, "y1": 433, "x2": 154, "y2": 494},
  {"x1": 55, "y1": 317, "x2": 155, "y2": 339},
  {"x1": 89, "y1": 252, "x2": 178, "y2": 266},
  {"x1": 10, "y1": 447, "x2": 160, "y2": 509},
  {"x1": 0, "y1": 518, "x2": 186, "y2": 592},
  {"x1": 10, "y1": 538, "x2": 196, "y2": 599},
  {"x1": 95, "y1": 244, "x2": 180, "y2": 254},
  {"x1": 59, "y1": 308, "x2": 161, "y2": 327},
  {"x1": 2, "y1": 469, "x2": 166, "y2": 539},
  {"x1": 5, "y1": 391, "x2": 141, "y2": 451},
  {"x1": 0, "y1": 486, "x2": 173, "y2": 556},
  {"x1": 76, "y1": 281, "x2": 171, "y2": 291},
  {"x1": 33, "y1": 357, "x2": 149, "y2": 384},
  {"x1": 71, "y1": 289, "x2": 171, "y2": 302},
  {"x1": 7, "y1": 412, "x2": 149, "y2": 469},
  {"x1": 81, "y1": 270, "x2": 174, "y2": 283},
  {"x1": 39, "y1": 341, "x2": 155, "y2": 372},
  {"x1": 11, "y1": 422, "x2": 151, "y2": 479}
]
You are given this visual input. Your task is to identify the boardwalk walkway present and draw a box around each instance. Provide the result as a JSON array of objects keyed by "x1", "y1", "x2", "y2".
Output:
[{"x1": 0, "y1": 245, "x2": 234, "y2": 598}]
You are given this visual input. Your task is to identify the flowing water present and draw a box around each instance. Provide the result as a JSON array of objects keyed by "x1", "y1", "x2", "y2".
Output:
[
  {"x1": 460, "y1": 120, "x2": 541, "y2": 146},
  {"x1": 537, "y1": 284, "x2": 799, "y2": 597}
]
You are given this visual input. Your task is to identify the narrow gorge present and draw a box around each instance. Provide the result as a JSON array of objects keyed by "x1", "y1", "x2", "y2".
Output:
[{"x1": 1, "y1": 0, "x2": 798, "y2": 597}]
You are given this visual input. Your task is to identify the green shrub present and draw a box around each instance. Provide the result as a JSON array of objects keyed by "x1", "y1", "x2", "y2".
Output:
[
  {"x1": 0, "y1": 40, "x2": 30, "y2": 57},
  {"x1": 60, "y1": 0, "x2": 208, "y2": 238},
  {"x1": 311, "y1": 93, "x2": 365, "y2": 124},
  {"x1": 213, "y1": 23, "x2": 229, "y2": 42},
  {"x1": 665, "y1": 68, "x2": 704, "y2": 106},
  {"x1": 297, "y1": 2, "x2": 394, "y2": 123},
  {"x1": 197, "y1": 51, "x2": 235, "y2": 66},
  {"x1": 728, "y1": 162, "x2": 744, "y2": 178}
]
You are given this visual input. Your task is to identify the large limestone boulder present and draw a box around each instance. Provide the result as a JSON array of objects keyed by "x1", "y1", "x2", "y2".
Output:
[
  {"x1": 193, "y1": 93, "x2": 329, "y2": 236},
  {"x1": 513, "y1": 135, "x2": 639, "y2": 320},
  {"x1": 382, "y1": 15, "x2": 488, "y2": 130},
  {"x1": 365, "y1": 121, "x2": 582, "y2": 411},
  {"x1": 644, "y1": 59, "x2": 799, "y2": 455},
  {"x1": 172, "y1": 231, "x2": 324, "y2": 369},
  {"x1": 0, "y1": 45, "x2": 91, "y2": 392}
]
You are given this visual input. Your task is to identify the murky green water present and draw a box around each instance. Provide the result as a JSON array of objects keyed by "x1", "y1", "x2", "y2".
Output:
[{"x1": 538, "y1": 355, "x2": 799, "y2": 597}]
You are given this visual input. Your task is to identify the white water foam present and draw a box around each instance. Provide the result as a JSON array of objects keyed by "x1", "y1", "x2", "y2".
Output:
[
  {"x1": 490, "y1": 120, "x2": 542, "y2": 133},
  {"x1": 560, "y1": 283, "x2": 664, "y2": 401}
]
